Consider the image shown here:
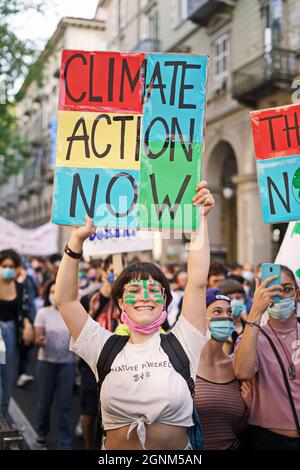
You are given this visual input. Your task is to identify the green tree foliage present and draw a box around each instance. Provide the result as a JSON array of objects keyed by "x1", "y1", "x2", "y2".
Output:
[{"x1": 0, "y1": 0, "x2": 44, "y2": 184}]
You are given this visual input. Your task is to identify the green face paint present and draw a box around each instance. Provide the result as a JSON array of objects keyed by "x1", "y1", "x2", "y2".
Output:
[
  {"x1": 124, "y1": 279, "x2": 164, "y2": 304},
  {"x1": 125, "y1": 294, "x2": 137, "y2": 305},
  {"x1": 153, "y1": 294, "x2": 164, "y2": 304},
  {"x1": 143, "y1": 279, "x2": 149, "y2": 299}
]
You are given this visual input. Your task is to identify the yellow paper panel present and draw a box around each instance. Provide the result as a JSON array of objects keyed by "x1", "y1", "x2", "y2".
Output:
[{"x1": 56, "y1": 110, "x2": 142, "y2": 170}]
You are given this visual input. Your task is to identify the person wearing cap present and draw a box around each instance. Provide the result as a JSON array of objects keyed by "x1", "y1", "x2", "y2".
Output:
[{"x1": 194, "y1": 288, "x2": 253, "y2": 450}]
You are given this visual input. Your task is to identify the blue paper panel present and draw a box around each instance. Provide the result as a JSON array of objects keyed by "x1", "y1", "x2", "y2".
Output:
[
  {"x1": 51, "y1": 167, "x2": 139, "y2": 227},
  {"x1": 257, "y1": 155, "x2": 300, "y2": 223},
  {"x1": 143, "y1": 54, "x2": 208, "y2": 143}
]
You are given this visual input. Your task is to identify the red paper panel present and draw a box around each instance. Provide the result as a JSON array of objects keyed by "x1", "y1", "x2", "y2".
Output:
[
  {"x1": 250, "y1": 103, "x2": 300, "y2": 160},
  {"x1": 59, "y1": 50, "x2": 146, "y2": 114}
]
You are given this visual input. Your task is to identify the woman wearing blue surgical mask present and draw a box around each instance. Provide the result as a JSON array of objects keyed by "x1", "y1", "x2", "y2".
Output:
[
  {"x1": 234, "y1": 265, "x2": 300, "y2": 450},
  {"x1": 219, "y1": 280, "x2": 249, "y2": 355},
  {"x1": 194, "y1": 288, "x2": 253, "y2": 450},
  {"x1": 0, "y1": 249, "x2": 33, "y2": 421}
]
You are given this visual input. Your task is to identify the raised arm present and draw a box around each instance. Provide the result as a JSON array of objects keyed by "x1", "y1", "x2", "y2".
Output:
[
  {"x1": 55, "y1": 217, "x2": 96, "y2": 341},
  {"x1": 181, "y1": 181, "x2": 214, "y2": 335},
  {"x1": 233, "y1": 276, "x2": 283, "y2": 380}
]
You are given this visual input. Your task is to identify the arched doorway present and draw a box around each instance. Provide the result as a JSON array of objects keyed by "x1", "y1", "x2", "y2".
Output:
[{"x1": 206, "y1": 141, "x2": 238, "y2": 263}]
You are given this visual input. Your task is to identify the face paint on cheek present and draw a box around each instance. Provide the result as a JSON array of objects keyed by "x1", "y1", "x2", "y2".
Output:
[
  {"x1": 124, "y1": 294, "x2": 137, "y2": 305},
  {"x1": 153, "y1": 294, "x2": 164, "y2": 304}
]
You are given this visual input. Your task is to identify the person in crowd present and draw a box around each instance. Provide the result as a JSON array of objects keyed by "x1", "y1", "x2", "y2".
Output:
[
  {"x1": 0, "y1": 249, "x2": 33, "y2": 421},
  {"x1": 161, "y1": 264, "x2": 177, "y2": 284},
  {"x1": 82, "y1": 266, "x2": 102, "y2": 297},
  {"x1": 195, "y1": 288, "x2": 252, "y2": 449},
  {"x1": 77, "y1": 267, "x2": 118, "y2": 449},
  {"x1": 55, "y1": 180, "x2": 214, "y2": 450},
  {"x1": 219, "y1": 279, "x2": 249, "y2": 355},
  {"x1": 246, "y1": 262, "x2": 263, "y2": 299},
  {"x1": 77, "y1": 262, "x2": 90, "y2": 298},
  {"x1": 207, "y1": 261, "x2": 228, "y2": 289},
  {"x1": 15, "y1": 258, "x2": 37, "y2": 387},
  {"x1": 227, "y1": 263, "x2": 245, "y2": 285},
  {"x1": 47, "y1": 253, "x2": 62, "y2": 281},
  {"x1": 242, "y1": 262, "x2": 255, "y2": 283},
  {"x1": 166, "y1": 269, "x2": 188, "y2": 329},
  {"x1": 30, "y1": 258, "x2": 48, "y2": 311},
  {"x1": 34, "y1": 280, "x2": 76, "y2": 449},
  {"x1": 234, "y1": 265, "x2": 300, "y2": 450}
]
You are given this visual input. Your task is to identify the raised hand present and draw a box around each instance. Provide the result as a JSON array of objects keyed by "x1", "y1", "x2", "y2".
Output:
[
  {"x1": 71, "y1": 216, "x2": 96, "y2": 245},
  {"x1": 251, "y1": 276, "x2": 283, "y2": 316},
  {"x1": 192, "y1": 180, "x2": 215, "y2": 216}
]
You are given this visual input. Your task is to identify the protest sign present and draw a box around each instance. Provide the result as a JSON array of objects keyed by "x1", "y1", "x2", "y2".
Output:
[
  {"x1": 250, "y1": 103, "x2": 300, "y2": 223},
  {"x1": 52, "y1": 50, "x2": 208, "y2": 231}
]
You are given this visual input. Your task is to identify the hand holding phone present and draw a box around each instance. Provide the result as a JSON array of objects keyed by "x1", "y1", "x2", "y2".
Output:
[{"x1": 261, "y1": 263, "x2": 281, "y2": 303}]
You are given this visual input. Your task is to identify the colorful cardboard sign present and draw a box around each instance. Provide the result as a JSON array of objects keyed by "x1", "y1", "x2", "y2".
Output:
[
  {"x1": 251, "y1": 103, "x2": 300, "y2": 223},
  {"x1": 52, "y1": 50, "x2": 208, "y2": 231}
]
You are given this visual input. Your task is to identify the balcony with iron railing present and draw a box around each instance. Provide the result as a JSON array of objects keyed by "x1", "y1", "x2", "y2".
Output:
[
  {"x1": 232, "y1": 48, "x2": 299, "y2": 106},
  {"x1": 134, "y1": 38, "x2": 161, "y2": 52},
  {"x1": 187, "y1": 0, "x2": 236, "y2": 25}
]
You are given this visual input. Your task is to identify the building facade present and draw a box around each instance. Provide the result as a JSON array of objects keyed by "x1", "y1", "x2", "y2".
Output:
[
  {"x1": 95, "y1": 0, "x2": 300, "y2": 265},
  {"x1": 0, "y1": 15, "x2": 107, "y2": 251}
]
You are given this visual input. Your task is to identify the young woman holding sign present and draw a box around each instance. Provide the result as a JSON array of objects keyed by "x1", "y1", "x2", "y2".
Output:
[{"x1": 55, "y1": 180, "x2": 214, "y2": 450}]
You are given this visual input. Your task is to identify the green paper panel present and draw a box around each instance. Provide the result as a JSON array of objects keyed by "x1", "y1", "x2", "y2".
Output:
[{"x1": 138, "y1": 142, "x2": 202, "y2": 231}]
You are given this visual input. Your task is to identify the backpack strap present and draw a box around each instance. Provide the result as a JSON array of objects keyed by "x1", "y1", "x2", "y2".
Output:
[
  {"x1": 96, "y1": 332, "x2": 195, "y2": 398},
  {"x1": 97, "y1": 334, "x2": 130, "y2": 391},
  {"x1": 160, "y1": 333, "x2": 195, "y2": 398}
]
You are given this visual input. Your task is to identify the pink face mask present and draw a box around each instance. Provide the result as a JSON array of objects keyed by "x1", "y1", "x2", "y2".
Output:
[{"x1": 121, "y1": 309, "x2": 167, "y2": 335}]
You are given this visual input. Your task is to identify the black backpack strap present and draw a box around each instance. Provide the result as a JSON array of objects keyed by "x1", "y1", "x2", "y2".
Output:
[
  {"x1": 97, "y1": 335, "x2": 129, "y2": 391},
  {"x1": 160, "y1": 333, "x2": 195, "y2": 398}
]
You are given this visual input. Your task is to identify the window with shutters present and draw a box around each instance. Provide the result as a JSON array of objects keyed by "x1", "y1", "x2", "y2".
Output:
[
  {"x1": 212, "y1": 33, "x2": 230, "y2": 93},
  {"x1": 171, "y1": 0, "x2": 188, "y2": 29}
]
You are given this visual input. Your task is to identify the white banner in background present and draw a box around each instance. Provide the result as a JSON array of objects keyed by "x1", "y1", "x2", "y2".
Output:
[
  {"x1": 0, "y1": 217, "x2": 59, "y2": 256},
  {"x1": 83, "y1": 227, "x2": 153, "y2": 258},
  {"x1": 275, "y1": 221, "x2": 300, "y2": 287}
]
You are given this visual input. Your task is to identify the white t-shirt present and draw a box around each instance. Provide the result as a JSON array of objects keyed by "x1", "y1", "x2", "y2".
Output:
[
  {"x1": 34, "y1": 306, "x2": 75, "y2": 364},
  {"x1": 70, "y1": 314, "x2": 208, "y2": 448}
]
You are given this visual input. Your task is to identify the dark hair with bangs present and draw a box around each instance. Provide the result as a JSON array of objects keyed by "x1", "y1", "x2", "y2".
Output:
[
  {"x1": 111, "y1": 262, "x2": 173, "y2": 311},
  {"x1": 0, "y1": 249, "x2": 22, "y2": 268},
  {"x1": 280, "y1": 264, "x2": 298, "y2": 288}
]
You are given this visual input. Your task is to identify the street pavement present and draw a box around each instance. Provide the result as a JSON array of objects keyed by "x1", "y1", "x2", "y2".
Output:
[{"x1": 11, "y1": 348, "x2": 85, "y2": 450}]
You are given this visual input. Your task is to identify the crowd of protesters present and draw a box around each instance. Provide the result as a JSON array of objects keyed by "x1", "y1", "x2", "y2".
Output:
[{"x1": 0, "y1": 243, "x2": 299, "y2": 450}]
